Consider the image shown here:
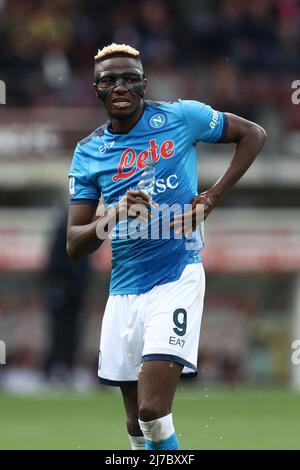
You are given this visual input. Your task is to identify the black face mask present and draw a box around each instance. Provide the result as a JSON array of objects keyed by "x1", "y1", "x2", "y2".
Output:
[{"x1": 95, "y1": 69, "x2": 145, "y2": 101}]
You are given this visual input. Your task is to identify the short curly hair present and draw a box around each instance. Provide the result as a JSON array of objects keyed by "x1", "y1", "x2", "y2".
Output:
[{"x1": 94, "y1": 43, "x2": 140, "y2": 62}]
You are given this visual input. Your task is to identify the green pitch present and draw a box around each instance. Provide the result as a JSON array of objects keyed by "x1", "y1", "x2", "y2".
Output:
[{"x1": 0, "y1": 386, "x2": 300, "y2": 450}]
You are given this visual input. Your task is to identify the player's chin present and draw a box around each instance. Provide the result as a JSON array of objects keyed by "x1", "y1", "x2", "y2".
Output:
[{"x1": 109, "y1": 106, "x2": 136, "y2": 119}]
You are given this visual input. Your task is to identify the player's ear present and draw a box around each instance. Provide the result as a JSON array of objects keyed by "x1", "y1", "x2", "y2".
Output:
[
  {"x1": 92, "y1": 83, "x2": 100, "y2": 100},
  {"x1": 143, "y1": 77, "x2": 148, "y2": 94},
  {"x1": 93, "y1": 83, "x2": 101, "y2": 101}
]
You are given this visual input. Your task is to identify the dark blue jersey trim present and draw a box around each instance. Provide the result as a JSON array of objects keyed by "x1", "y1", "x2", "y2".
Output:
[
  {"x1": 79, "y1": 124, "x2": 107, "y2": 146},
  {"x1": 144, "y1": 99, "x2": 164, "y2": 106},
  {"x1": 98, "y1": 377, "x2": 138, "y2": 387},
  {"x1": 69, "y1": 199, "x2": 99, "y2": 206},
  {"x1": 218, "y1": 112, "x2": 228, "y2": 142},
  {"x1": 180, "y1": 372, "x2": 198, "y2": 379},
  {"x1": 98, "y1": 372, "x2": 197, "y2": 386},
  {"x1": 142, "y1": 354, "x2": 197, "y2": 373}
]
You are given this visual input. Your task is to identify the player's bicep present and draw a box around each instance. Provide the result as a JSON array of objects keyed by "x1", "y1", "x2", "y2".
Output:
[
  {"x1": 67, "y1": 203, "x2": 97, "y2": 229},
  {"x1": 68, "y1": 144, "x2": 101, "y2": 202},
  {"x1": 220, "y1": 113, "x2": 264, "y2": 143},
  {"x1": 179, "y1": 100, "x2": 227, "y2": 143}
]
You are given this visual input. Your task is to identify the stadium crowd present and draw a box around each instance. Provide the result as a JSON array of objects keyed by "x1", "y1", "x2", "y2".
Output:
[{"x1": 0, "y1": 0, "x2": 299, "y2": 129}]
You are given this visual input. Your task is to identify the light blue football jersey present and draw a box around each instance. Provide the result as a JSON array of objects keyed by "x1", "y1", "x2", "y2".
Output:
[{"x1": 68, "y1": 100, "x2": 227, "y2": 294}]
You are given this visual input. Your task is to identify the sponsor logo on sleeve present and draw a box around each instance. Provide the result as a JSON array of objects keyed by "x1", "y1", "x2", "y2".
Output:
[
  {"x1": 69, "y1": 176, "x2": 75, "y2": 195},
  {"x1": 209, "y1": 110, "x2": 219, "y2": 129}
]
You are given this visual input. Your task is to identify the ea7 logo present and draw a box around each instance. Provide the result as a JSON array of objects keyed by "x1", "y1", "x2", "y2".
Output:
[
  {"x1": 169, "y1": 336, "x2": 185, "y2": 348},
  {"x1": 291, "y1": 81, "x2": 300, "y2": 105},
  {"x1": 0, "y1": 80, "x2": 6, "y2": 104},
  {"x1": 0, "y1": 340, "x2": 6, "y2": 364},
  {"x1": 99, "y1": 141, "x2": 115, "y2": 155}
]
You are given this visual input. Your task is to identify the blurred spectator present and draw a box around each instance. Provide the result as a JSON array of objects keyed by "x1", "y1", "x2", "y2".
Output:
[{"x1": 43, "y1": 209, "x2": 91, "y2": 388}]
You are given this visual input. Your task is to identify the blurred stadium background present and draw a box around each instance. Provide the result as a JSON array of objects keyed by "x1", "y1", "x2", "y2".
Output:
[{"x1": 0, "y1": 0, "x2": 300, "y2": 450}]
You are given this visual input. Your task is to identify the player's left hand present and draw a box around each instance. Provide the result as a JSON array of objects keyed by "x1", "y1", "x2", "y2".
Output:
[
  {"x1": 170, "y1": 189, "x2": 222, "y2": 237},
  {"x1": 192, "y1": 189, "x2": 223, "y2": 220}
]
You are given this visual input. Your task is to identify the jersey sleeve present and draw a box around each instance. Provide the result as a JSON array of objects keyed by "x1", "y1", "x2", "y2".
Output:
[
  {"x1": 179, "y1": 99, "x2": 228, "y2": 144},
  {"x1": 68, "y1": 143, "x2": 101, "y2": 205}
]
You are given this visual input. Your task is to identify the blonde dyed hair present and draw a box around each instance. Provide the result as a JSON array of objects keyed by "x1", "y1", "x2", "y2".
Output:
[{"x1": 94, "y1": 43, "x2": 140, "y2": 62}]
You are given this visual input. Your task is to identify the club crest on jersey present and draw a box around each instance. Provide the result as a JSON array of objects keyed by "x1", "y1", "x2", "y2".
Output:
[
  {"x1": 149, "y1": 113, "x2": 167, "y2": 129},
  {"x1": 112, "y1": 138, "x2": 175, "y2": 182}
]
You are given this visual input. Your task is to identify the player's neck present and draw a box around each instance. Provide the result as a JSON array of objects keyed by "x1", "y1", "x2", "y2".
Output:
[{"x1": 108, "y1": 101, "x2": 145, "y2": 134}]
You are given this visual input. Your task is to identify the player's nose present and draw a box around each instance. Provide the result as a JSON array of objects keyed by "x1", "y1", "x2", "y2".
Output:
[
  {"x1": 113, "y1": 80, "x2": 128, "y2": 93},
  {"x1": 112, "y1": 86, "x2": 131, "y2": 101}
]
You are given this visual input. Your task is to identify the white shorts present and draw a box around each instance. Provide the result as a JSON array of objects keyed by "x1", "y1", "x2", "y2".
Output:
[{"x1": 98, "y1": 263, "x2": 205, "y2": 386}]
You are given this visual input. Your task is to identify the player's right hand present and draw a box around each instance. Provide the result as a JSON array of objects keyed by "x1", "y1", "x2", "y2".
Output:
[{"x1": 116, "y1": 190, "x2": 152, "y2": 223}]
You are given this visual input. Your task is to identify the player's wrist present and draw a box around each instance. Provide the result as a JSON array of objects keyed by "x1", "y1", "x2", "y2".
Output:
[{"x1": 207, "y1": 186, "x2": 224, "y2": 201}]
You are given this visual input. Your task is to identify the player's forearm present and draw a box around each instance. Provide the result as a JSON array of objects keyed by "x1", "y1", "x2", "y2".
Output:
[
  {"x1": 210, "y1": 124, "x2": 266, "y2": 197},
  {"x1": 67, "y1": 219, "x2": 103, "y2": 260},
  {"x1": 67, "y1": 208, "x2": 118, "y2": 260}
]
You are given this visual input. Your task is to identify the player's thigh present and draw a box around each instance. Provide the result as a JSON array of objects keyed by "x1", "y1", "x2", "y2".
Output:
[
  {"x1": 121, "y1": 384, "x2": 139, "y2": 417},
  {"x1": 142, "y1": 263, "x2": 205, "y2": 377},
  {"x1": 138, "y1": 360, "x2": 183, "y2": 417},
  {"x1": 98, "y1": 294, "x2": 143, "y2": 384}
]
